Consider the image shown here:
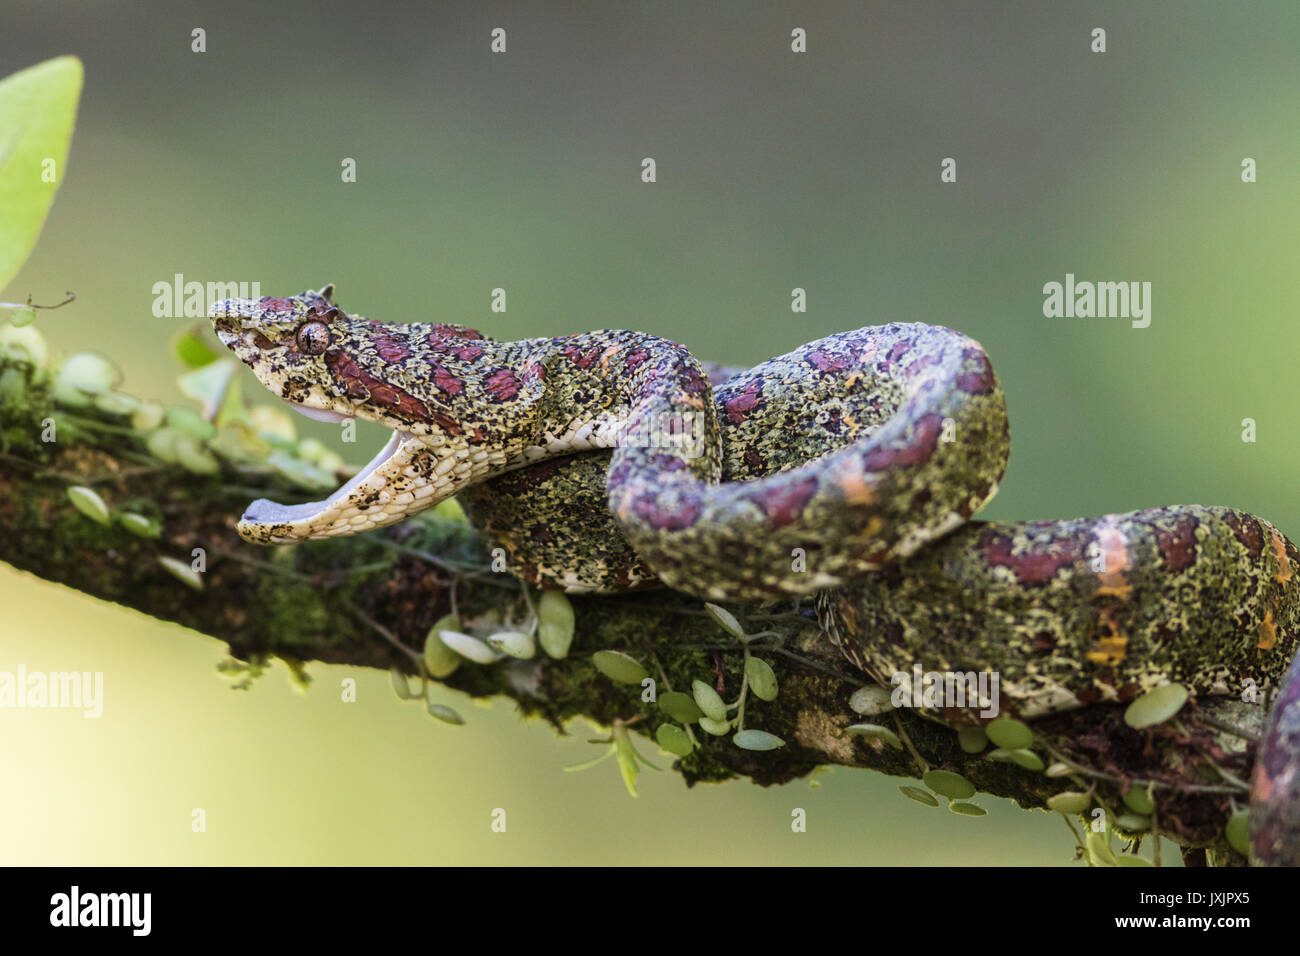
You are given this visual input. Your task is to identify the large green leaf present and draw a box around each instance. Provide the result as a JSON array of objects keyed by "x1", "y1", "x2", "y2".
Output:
[{"x1": 0, "y1": 56, "x2": 83, "y2": 295}]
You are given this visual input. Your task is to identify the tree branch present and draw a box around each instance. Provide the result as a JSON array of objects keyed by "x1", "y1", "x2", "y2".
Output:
[{"x1": 0, "y1": 350, "x2": 1280, "y2": 864}]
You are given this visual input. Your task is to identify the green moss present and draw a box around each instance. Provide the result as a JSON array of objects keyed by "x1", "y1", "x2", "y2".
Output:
[
  {"x1": 0, "y1": 359, "x2": 55, "y2": 458},
  {"x1": 251, "y1": 574, "x2": 334, "y2": 650}
]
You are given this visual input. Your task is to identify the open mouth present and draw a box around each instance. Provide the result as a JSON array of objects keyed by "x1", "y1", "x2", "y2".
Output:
[
  {"x1": 241, "y1": 402, "x2": 413, "y2": 528},
  {"x1": 209, "y1": 323, "x2": 427, "y2": 537}
]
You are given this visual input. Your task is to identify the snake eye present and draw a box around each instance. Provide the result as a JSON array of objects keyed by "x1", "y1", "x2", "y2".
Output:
[{"x1": 296, "y1": 320, "x2": 330, "y2": 355}]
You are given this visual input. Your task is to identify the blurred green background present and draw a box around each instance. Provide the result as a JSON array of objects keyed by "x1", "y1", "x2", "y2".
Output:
[{"x1": 4, "y1": 0, "x2": 1298, "y2": 864}]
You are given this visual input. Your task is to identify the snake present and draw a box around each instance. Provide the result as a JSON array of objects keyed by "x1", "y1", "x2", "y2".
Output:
[{"x1": 209, "y1": 286, "x2": 1300, "y2": 728}]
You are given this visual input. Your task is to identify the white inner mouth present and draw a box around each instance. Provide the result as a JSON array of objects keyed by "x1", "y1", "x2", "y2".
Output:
[
  {"x1": 288, "y1": 400, "x2": 352, "y2": 424},
  {"x1": 242, "y1": 403, "x2": 407, "y2": 525}
]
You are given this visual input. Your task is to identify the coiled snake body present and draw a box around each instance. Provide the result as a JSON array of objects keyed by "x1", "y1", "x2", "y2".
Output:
[{"x1": 210, "y1": 287, "x2": 1299, "y2": 724}]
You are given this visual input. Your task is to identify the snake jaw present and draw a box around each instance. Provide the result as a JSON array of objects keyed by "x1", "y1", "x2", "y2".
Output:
[
  {"x1": 285, "y1": 399, "x2": 352, "y2": 424},
  {"x1": 235, "y1": 428, "x2": 435, "y2": 543},
  {"x1": 212, "y1": 290, "x2": 504, "y2": 543}
]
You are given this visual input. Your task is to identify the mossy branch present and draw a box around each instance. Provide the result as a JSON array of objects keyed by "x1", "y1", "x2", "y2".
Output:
[{"x1": 0, "y1": 351, "x2": 1276, "y2": 865}]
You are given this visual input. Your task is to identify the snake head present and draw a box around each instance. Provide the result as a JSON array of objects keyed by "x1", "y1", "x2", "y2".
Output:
[
  {"x1": 210, "y1": 285, "x2": 378, "y2": 427},
  {"x1": 209, "y1": 285, "x2": 516, "y2": 544},
  {"x1": 210, "y1": 285, "x2": 458, "y2": 543},
  {"x1": 209, "y1": 284, "x2": 486, "y2": 441}
]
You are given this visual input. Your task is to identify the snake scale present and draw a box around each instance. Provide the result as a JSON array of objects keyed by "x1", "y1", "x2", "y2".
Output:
[{"x1": 209, "y1": 287, "x2": 1299, "y2": 729}]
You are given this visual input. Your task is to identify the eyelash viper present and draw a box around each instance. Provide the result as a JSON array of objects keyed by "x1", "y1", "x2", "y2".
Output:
[{"x1": 208, "y1": 287, "x2": 1299, "y2": 725}]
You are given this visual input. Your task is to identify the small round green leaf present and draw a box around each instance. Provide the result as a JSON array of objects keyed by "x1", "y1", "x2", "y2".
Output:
[
  {"x1": 745, "y1": 657, "x2": 778, "y2": 701},
  {"x1": 899, "y1": 786, "x2": 939, "y2": 807},
  {"x1": 92, "y1": 390, "x2": 139, "y2": 416},
  {"x1": 439, "y1": 630, "x2": 501, "y2": 664},
  {"x1": 426, "y1": 702, "x2": 465, "y2": 725},
  {"x1": 296, "y1": 437, "x2": 329, "y2": 465},
  {"x1": 116, "y1": 511, "x2": 160, "y2": 538},
  {"x1": 986, "y1": 747, "x2": 1044, "y2": 771},
  {"x1": 0, "y1": 367, "x2": 24, "y2": 403},
  {"x1": 0, "y1": 323, "x2": 48, "y2": 367},
  {"x1": 157, "y1": 556, "x2": 203, "y2": 591},
  {"x1": 733, "y1": 729, "x2": 785, "y2": 751},
  {"x1": 267, "y1": 451, "x2": 336, "y2": 491},
  {"x1": 957, "y1": 725, "x2": 988, "y2": 754},
  {"x1": 697, "y1": 716, "x2": 731, "y2": 736},
  {"x1": 656, "y1": 723, "x2": 693, "y2": 756},
  {"x1": 172, "y1": 327, "x2": 219, "y2": 368},
  {"x1": 949, "y1": 802, "x2": 987, "y2": 817},
  {"x1": 486, "y1": 630, "x2": 536, "y2": 659},
  {"x1": 66, "y1": 485, "x2": 109, "y2": 524},
  {"x1": 53, "y1": 352, "x2": 118, "y2": 404},
  {"x1": 704, "y1": 602, "x2": 745, "y2": 639},
  {"x1": 537, "y1": 589, "x2": 575, "y2": 659},
  {"x1": 1225, "y1": 808, "x2": 1250, "y2": 857},
  {"x1": 1047, "y1": 791, "x2": 1092, "y2": 815},
  {"x1": 658, "y1": 690, "x2": 704, "y2": 723},
  {"x1": 846, "y1": 723, "x2": 902, "y2": 749},
  {"x1": 175, "y1": 436, "x2": 220, "y2": 475},
  {"x1": 249, "y1": 405, "x2": 296, "y2": 442},
  {"x1": 207, "y1": 424, "x2": 268, "y2": 463},
  {"x1": 1122, "y1": 785, "x2": 1156, "y2": 816},
  {"x1": 10, "y1": 307, "x2": 35, "y2": 327},
  {"x1": 922, "y1": 770, "x2": 975, "y2": 800},
  {"x1": 849, "y1": 684, "x2": 893, "y2": 715},
  {"x1": 131, "y1": 401, "x2": 165, "y2": 432},
  {"x1": 422, "y1": 615, "x2": 462, "y2": 678},
  {"x1": 591, "y1": 650, "x2": 648, "y2": 684},
  {"x1": 145, "y1": 426, "x2": 183, "y2": 463},
  {"x1": 986, "y1": 717, "x2": 1033, "y2": 750},
  {"x1": 1009, "y1": 749, "x2": 1044, "y2": 771},
  {"x1": 1114, "y1": 812, "x2": 1151, "y2": 833},
  {"x1": 691, "y1": 679, "x2": 727, "y2": 722},
  {"x1": 164, "y1": 405, "x2": 216, "y2": 440},
  {"x1": 1124, "y1": 683, "x2": 1189, "y2": 729},
  {"x1": 390, "y1": 666, "x2": 414, "y2": 700}
]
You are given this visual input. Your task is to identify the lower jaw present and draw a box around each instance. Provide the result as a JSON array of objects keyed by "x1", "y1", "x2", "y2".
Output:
[{"x1": 239, "y1": 400, "x2": 416, "y2": 535}]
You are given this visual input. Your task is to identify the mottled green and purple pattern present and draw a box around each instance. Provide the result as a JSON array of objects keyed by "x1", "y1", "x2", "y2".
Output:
[
  {"x1": 210, "y1": 288, "x2": 1009, "y2": 601},
  {"x1": 818, "y1": 506, "x2": 1300, "y2": 718},
  {"x1": 211, "y1": 287, "x2": 1298, "y2": 732}
]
